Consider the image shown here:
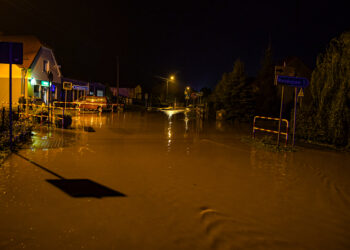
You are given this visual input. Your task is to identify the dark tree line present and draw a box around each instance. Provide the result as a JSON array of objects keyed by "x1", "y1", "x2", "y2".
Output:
[{"x1": 211, "y1": 59, "x2": 255, "y2": 121}]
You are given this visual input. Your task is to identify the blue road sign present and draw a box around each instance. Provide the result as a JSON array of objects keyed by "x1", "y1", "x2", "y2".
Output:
[
  {"x1": 277, "y1": 75, "x2": 309, "y2": 88},
  {"x1": 0, "y1": 42, "x2": 23, "y2": 64}
]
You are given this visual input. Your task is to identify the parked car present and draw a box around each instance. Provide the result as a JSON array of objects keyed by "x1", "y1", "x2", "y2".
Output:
[{"x1": 77, "y1": 96, "x2": 110, "y2": 112}]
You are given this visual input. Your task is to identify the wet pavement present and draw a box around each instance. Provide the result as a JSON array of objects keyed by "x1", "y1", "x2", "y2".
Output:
[{"x1": 1, "y1": 111, "x2": 350, "y2": 249}]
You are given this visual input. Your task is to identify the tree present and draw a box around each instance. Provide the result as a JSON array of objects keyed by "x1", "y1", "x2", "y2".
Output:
[
  {"x1": 253, "y1": 46, "x2": 280, "y2": 116},
  {"x1": 297, "y1": 31, "x2": 350, "y2": 146},
  {"x1": 212, "y1": 59, "x2": 254, "y2": 121}
]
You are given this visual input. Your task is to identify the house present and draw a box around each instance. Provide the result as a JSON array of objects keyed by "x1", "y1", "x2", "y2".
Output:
[
  {"x1": 0, "y1": 35, "x2": 62, "y2": 105},
  {"x1": 61, "y1": 78, "x2": 106, "y2": 101},
  {"x1": 61, "y1": 77, "x2": 89, "y2": 102},
  {"x1": 89, "y1": 82, "x2": 106, "y2": 97},
  {"x1": 109, "y1": 84, "x2": 142, "y2": 104},
  {"x1": 110, "y1": 84, "x2": 142, "y2": 99}
]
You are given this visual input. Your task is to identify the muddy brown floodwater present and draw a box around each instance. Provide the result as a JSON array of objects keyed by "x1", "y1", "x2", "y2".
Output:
[{"x1": 1, "y1": 111, "x2": 350, "y2": 250}]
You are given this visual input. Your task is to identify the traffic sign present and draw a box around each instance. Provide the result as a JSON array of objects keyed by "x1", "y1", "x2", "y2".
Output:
[
  {"x1": 63, "y1": 81, "x2": 73, "y2": 90},
  {"x1": 298, "y1": 88, "x2": 304, "y2": 97},
  {"x1": 0, "y1": 42, "x2": 23, "y2": 64},
  {"x1": 277, "y1": 75, "x2": 309, "y2": 88}
]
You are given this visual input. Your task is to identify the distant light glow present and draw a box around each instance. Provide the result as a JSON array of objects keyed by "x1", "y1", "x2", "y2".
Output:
[
  {"x1": 161, "y1": 109, "x2": 185, "y2": 118},
  {"x1": 30, "y1": 78, "x2": 36, "y2": 85}
]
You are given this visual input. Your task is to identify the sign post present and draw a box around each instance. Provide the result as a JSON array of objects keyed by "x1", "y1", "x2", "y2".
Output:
[
  {"x1": 292, "y1": 87, "x2": 298, "y2": 147},
  {"x1": 9, "y1": 44, "x2": 13, "y2": 150},
  {"x1": 277, "y1": 85, "x2": 285, "y2": 146},
  {"x1": 63, "y1": 82, "x2": 73, "y2": 110},
  {"x1": 275, "y1": 72, "x2": 309, "y2": 147}
]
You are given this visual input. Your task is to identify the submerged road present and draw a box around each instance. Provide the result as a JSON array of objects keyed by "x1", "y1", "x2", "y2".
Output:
[{"x1": 1, "y1": 111, "x2": 350, "y2": 249}]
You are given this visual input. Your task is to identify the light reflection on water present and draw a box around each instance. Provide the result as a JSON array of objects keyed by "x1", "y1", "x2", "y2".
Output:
[
  {"x1": 162, "y1": 109, "x2": 204, "y2": 154},
  {"x1": 2, "y1": 112, "x2": 350, "y2": 249},
  {"x1": 167, "y1": 118, "x2": 172, "y2": 153}
]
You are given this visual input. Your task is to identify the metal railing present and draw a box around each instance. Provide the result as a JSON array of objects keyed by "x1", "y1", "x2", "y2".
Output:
[
  {"x1": 1, "y1": 98, "x2": 124, "y2": 129},
  {"x1": 252, "y1": 116, "x2": 289, "y2": 146}
]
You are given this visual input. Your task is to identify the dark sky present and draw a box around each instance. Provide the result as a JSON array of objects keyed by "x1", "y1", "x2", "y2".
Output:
[{"x1": 0, "y1": 0, "x2": 349, "y2": 90}]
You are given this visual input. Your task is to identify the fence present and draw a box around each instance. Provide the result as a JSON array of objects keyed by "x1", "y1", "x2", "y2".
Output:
[
  {"x1": 1, "y1": 99, "x2": 124, "y2": 129},
  {"x1": 252, "y1": 116, "x2": 289, "y2": 146}
]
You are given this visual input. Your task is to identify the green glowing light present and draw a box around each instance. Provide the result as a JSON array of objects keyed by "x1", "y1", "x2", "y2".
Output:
[{"x1": 41, "y1": 81, "x2": 50, "y2": 87}]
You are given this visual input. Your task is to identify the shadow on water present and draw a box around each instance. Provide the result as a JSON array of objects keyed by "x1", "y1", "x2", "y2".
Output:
[{"x1": 15, "y1": 153, "x2": 126, "y2": 199}]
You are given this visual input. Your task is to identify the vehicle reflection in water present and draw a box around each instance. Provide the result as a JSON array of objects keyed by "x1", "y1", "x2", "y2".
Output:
[{"x1": 72, "y1": 113, "x2": 107, "y2": 129}]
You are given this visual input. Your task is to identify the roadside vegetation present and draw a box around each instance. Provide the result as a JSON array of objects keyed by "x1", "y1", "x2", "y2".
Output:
[
  {"x1": 209, "y1": 31, "x2": 350, "y2": 149},
  {"x1": 0, "y1": 111, "x2": 33, "y2": 163},
  {"x1": 296, "y1": 32, "x2": 350, "y2": 148}
]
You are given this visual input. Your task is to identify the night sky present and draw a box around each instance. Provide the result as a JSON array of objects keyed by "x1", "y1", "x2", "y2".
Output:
[{"x1": 0, "y1": 0, "x2": 349, "y2": 90}]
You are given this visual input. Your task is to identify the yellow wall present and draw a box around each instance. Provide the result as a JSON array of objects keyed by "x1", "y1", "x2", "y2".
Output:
[
  {"x1": 26, "y1": 70, "x2": 34, "y2": 97},
  {"x1": 0, "y1": 64, "x2": 23, "y2": 105}
]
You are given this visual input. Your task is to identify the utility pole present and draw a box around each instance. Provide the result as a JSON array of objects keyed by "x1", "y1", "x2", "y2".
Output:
[
  {"x1": 116, "y1": 56, "x2": 119, "y2": 106},
  {"x1": 166, "y1": 79, "x2": 169, "y2": 103}
]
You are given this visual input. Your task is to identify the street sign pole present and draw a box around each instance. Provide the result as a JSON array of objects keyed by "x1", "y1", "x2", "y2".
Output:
[
  {"x1": 292, "y1": 87, "x2": 298, "y2": 147},
  {"x1": 65, "y1": 90, "x2": 67, "y2": 110},
  {"x1": 9, "y1": 43, "x2": 13, "y2": 150},
  {"x1": 277, "y1": 85, "x2": 284, "y2": 146}
]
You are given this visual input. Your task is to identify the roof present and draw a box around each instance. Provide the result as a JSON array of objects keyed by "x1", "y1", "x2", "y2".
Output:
[
  {"x1": 0, "y1": 35, "x2": 42, "y2": 69},
  {"x1": 61, "y1": 77, "x2": 89, "y2": 86}
]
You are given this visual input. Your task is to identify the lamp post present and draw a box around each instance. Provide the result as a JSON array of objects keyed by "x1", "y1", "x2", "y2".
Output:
[
  {"x1": 166, "y1": 75, "x2": 175, "y2": 103},
  {"x1": 184, "y1": 86, "x2": 190, "y2": 107}
]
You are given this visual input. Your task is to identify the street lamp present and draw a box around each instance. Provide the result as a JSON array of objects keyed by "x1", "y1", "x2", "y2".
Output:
[
  {"x1": 166, "y1": 75, "x2": 175, "y2": 103},
  {"x1": 184, "y1": 86, "x2": 190, "y2": 107}
]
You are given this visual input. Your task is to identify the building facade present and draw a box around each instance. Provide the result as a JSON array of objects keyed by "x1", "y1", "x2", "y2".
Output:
[{"x1": 0, "y1": 35, "x2": 62, "y2": 105}]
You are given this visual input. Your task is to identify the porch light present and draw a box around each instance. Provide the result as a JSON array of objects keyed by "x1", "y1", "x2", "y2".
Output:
[{"x1": 30, "y1": 78, "x2": 36, "y2": 85}]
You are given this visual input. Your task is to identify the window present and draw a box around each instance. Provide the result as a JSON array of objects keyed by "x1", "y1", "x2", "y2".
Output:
[{"x1": 43, "y1": 60, "x2": 49, "y2": 72}]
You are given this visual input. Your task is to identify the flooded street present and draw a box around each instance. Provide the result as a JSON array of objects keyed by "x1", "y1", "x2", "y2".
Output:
[{"x1": 1, "y1": 111, "x2": 350, "y2": 249}]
